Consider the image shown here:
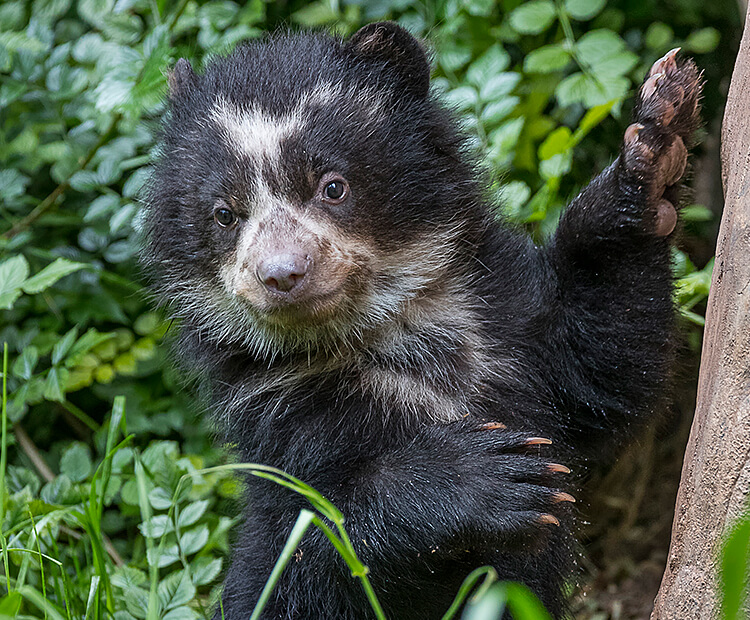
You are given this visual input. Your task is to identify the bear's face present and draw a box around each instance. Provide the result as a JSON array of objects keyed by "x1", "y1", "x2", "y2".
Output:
[{"x1": 143, "y1": 27, "x2": 482, "y2": 356}]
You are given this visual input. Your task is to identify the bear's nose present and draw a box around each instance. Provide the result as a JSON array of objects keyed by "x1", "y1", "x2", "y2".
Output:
[{"x1": 256, "y1": 254, "x2": 309, "y2": 293}]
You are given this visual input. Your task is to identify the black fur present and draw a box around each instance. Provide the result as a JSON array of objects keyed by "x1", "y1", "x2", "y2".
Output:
[{"x1": 141, "y1": 24, "x2": 701, "y2": 619}]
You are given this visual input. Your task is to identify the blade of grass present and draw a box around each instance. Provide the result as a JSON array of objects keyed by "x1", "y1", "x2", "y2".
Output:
[
  {"x1": 175, "y1": 463, "x2": 385, "y2": 619},
  {"x1": 0, "y1": 547, "x2": 63, "y2": 566},
  {"x1": 0, "y1": 345, "x2": 9, "y2": 596},
  {"x1": 27, "y1": 510, "x2": 48, "y2": 619},
  {"x1": 504, "y1": 582, "x2": 553, "y2": 620},
  {"x1": 0, "y1": 531, "x2": 11, "y2": 593},
  {"x1": 249, "y1": 509, "x2": 316, "y2": 620},
  {"x1": 16, "y1": 585, "x2": 67, "y2": 620},
  {"x1": 441, "y1": 566, "x2": 499, "y2": 620},
  {"x1": 96, "y1": 396, "x2": 125, "y2": 523},
  {"x1": 48, "y1": 536, "x2": 73, "y2": 620},
  {"x1": 134, "y1": 454, "x2": 160, "y2": 620},
  {"x1": 1, "y1": 343, "x2": 8, "y2": 525},
  {"x1": 84, "y1": 576, "x2": 100, "y2": 620}
]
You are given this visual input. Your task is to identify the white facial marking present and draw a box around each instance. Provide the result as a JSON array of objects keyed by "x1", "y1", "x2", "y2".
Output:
[
  {"x1": 211, "y1": 83, "x2": 387, "y2": 168},
  {"x1": 212, "y1": 98, "x2": 303, "y2": 168}
]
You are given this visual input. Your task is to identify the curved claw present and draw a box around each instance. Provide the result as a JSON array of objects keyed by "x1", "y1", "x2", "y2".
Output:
[
  {"x1": 547, "y1": 463, "x2": 571, "y2": 474},
  {"x1": 525, "y1": 437, "x2": 553, "y2": 446},
  {"x1": 649, "y1": 47, "x2": 680, "y2": 77}
]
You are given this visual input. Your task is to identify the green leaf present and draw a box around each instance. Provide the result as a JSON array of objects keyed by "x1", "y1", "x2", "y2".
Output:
[
  {"x1": 645, "y1": 23, "x2": 674, "y2": 51},
  {"x1": 682, "y1": 205, "x2": 714, "y2": 222},
  {"x1": 191, "y1": 557, "x2": 222, "y2": 586},
  {"x1": 33, "y1": 0, "x2": 73, "y2": 22},
  {"x1": 138, "y1": 514, "x2": 173, "y2": 537},
  {"x1": 685, "y1": 28, "x2": 720, "y2": 54},
  {"x1": 290, "y1": 1, "x2": 338, "y2": 26},
  {"x1": 12, "y1": 346, "x2": 39, "y2": 380},
  {"x1": 78, "y1": 0, "x2": 115, "y2": 25},
  {"x1": 162, "y1": 607, "x2": 199, "y2": 620},
  {"x1": 85, "y1": 194, "x2": 121, "y2": 222},
  {"x1": 111, "y1": 566, "x2": 148, "y2": 590},
  {"x1": 556, "y1": 71, "x2": 628, "y2": 107},
  {"x1": 52, "y1": 327, "x2": 79, "y2": 365},
  {"x1": 480, "y1": 97, "x2": 520, "y2": 124},
  {"x1": 540, "y1": 152, "x2": 572, "y2": 180},
  {"x1": 539, "y1": 127, "x2": 572, "y2": 160},
  {"x1": 158, "y1": 572, "x2": 196, "y2": 611},
  {"x1": 487, "y1": 118, "x2": 525, "y2": 159},
  {"x1": 463, "y1": 0, "x2": 495, "y2": 16},
  {"x1": 123, "y1": 586, "x2": 150, "y2": 619},
  {"x1": 479, "y1": 73, "x2": 521, "y2": 102},
  {"x1": 439, "y1": 40, "x2": 473, "y2": 72},
  {"x1": 497, "y1": 181, "x2": 531, "y2": 217},
  {"x1": 576, "y1": 101, "x2": 616, "y2": 135},
  {"x1": 65, "y1": 329, "x2": 117, "y2": 368},
  {"x1": 134, "y1": 312, "x2": 162, "y2": 335},
  {"x1": 466, "y1": 45, "x2": 511, "y2": 87},
  {"x1": 443, "y1": 86, "x2": 479, "y2": 112},
  {"x1": 524, "y1": 44, "x2": 571, "y2": 73},
  {"x1": 721, "y1": 515, "x2": 750, "y2": 620},
  {"x1": 22, "y1": 257, "x2": 86, "y2": 294},
  {"x1": 94, "y1": 76, "x2": 134, "y2": 113},
  {"x1": 148, "y1": 486, "x2": 173, "y2": 510},
  {"x1": 0, "y1": 592, "x2": 23, "y2": 615},
  {"x1": 555, "y1": 72, "x2": 588, "y2": 107},
  {"x1": 60, "y1": 443, "x2": 93, "y2": 482},
  {"x1": 0, "y1": 255, "x2": 29, "y2": 310},
  {"x1": 564, "y1": 0, "x2": 606, "y2": 21},
  {"x1": 576, "y1": 29, "x2": 627, "y2": 68},
  {"x1": 178, "y1": 499, "x2": 210, "y2": 528},
  {"x1": 147, "y1": 544, "x2": 180, "y2": 568},
  {"x1": 180, "y1": 525, "x2": 209, "y2": 555},
  {"x1": 591, "y1": 51, "x2": 638, "y2": 76},
  {"x1": 43, "y1": 367, "x2": 67, "y2": 402},
  {"x1": 40, "y1": 474, "x2": 73, "y2": 504},
  {"x1": 0, "y1": 169, "x2": 30, "y2": 202},
  {"x1": 69, "y1": 170, "x2": 101, "y2": 191},
  {"x1": 508, "y1": 0, "x2": 556, "y2": 35}
]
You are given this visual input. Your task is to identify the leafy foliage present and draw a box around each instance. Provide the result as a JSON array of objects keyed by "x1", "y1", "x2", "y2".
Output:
[{"x1": 0, "y1": 0, "x2": 738, "y2": 617}]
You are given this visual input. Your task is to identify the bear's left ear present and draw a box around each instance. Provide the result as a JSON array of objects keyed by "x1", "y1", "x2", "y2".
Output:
[
  {"x1": 168, "y1": 58, "x2": 198, "y2": 99},
  {"x1": 346, "y1": 22, "x2": 430, "y2": 99}
]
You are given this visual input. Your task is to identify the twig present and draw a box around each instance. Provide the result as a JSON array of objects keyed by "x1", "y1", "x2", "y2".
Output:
[
  {"x1": 1, "y1": 116, "x2": 119, "y2": 241},
  {"x1": 14, "y1": 424, "x2": 55, "y2": 482}
]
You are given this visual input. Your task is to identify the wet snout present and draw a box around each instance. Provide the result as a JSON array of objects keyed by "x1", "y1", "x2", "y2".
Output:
[
  {"x1": 220, "y1": 201, "x2": 365, "y2": 323},
  {"x1": 256, "y1": 251, "x2": 310, "y2": 294}
]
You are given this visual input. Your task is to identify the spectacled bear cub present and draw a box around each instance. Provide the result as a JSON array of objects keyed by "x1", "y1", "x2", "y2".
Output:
[{"x1": 141, "y1": 22, "x2": 702, "y2": 619}]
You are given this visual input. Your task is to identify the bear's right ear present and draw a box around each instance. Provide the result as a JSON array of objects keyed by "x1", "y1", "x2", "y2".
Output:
[
  {"x1": 168, "y1": 58, "x2": 197, "y2": 98},
  {"x1": 346, "y1": 22, "x2": 430, "y2": 99}
]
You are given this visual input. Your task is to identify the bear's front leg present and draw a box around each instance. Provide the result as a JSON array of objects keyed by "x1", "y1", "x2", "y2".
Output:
[{"x1": 542, "y1": 52, "x2": 702, "y2": 456}]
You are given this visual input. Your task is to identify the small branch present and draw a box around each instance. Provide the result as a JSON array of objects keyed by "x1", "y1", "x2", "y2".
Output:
[
  {"x1": 14, "y1": 424, "x2": 55, "y2": 483},
  {"x1": 1, "y1": 115, "x2": 119, "y2": 241}
]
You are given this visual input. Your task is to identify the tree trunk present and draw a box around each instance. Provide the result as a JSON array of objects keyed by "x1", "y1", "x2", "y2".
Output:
[{"x1": 651, "y1": 4, "x2": 750, "y2": 618}]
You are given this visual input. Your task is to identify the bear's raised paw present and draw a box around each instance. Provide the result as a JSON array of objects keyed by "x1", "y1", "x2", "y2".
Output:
[{"x1": 620, "y1": 50, "x2": 702, "y2": 237}]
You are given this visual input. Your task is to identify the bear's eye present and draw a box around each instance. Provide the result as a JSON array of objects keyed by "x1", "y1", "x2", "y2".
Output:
[
  {"x1": 214, "y1": 207, "x2": 237, "y2": 228},
  {"x1": 321, "y1": 178, "x2": 348, "y2": 204}
]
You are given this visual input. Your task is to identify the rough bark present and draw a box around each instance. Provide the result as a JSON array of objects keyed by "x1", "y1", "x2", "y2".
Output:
[{"x1": 651, "y1": 5, "x2": 750, "y2": 618}]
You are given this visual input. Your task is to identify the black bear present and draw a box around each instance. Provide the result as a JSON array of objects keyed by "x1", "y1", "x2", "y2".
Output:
[{"x1": 141, "y1": 22, "x2": 702, "y2": 619}]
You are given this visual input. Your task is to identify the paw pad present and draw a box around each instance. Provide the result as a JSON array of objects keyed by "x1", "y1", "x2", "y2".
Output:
[{"x1": 619, "y1": 50, "x2": 702, "y2": 236}]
